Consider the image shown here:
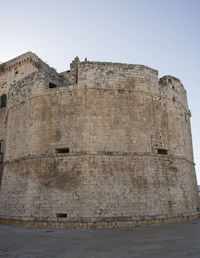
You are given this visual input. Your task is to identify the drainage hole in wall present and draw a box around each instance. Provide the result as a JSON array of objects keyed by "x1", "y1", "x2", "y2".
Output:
[
  {"x1": 157, "y1": 149, "x2": 168, "y2": 155},
  {"x1": 56, "y1": 148, "x2": 69, "y2": 153},
  {"x1": 56, "y1": 213, "x2": 67, "y2": 218}
]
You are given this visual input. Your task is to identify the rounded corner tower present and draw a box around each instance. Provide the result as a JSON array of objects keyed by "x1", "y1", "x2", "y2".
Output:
[{"x1": 0, "y1": 53, "x2": 199, "y2": 228}]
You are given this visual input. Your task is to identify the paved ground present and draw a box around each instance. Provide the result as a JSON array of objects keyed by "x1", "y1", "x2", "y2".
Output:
[{"x1": 0, "y1": 219, "x2": 200, "y2": 258}]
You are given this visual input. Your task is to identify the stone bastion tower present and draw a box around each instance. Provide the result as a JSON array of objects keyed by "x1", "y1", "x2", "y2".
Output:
[{"x1": 0, "y1": 52, "x2": 199, "y2": 228}]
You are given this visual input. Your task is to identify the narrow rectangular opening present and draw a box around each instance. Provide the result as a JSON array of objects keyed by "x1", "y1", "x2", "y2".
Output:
[
  {"x1": 0, "y1": 142, "x2": 3, "y2": 162},
  {"x1": 157, "y1": 148, "x2": 168, "y2": 155},
  {"x1": 56, "y1": 213, "x2": 67, "y2": 218},
  {"x1": 0, "y1": 142, "x2": 2, "y2": 153},
  {"x1": 49, "y1": 82, "x2": 57, "y2": 88},
  {"x1": 56, "y1": 148, "x2": 69, "y2": 153},
  {"x1": 0, "y1": 94, "x2": 7, "y2": 108}
]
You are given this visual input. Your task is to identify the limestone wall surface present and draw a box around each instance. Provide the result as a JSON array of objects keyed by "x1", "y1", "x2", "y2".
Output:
[
  {"x1": 0, "y1": 52, "x2": 199, "y2": 227},
  {"x1": 0, "y1": 155, "x2": 199, "y2": 221}
]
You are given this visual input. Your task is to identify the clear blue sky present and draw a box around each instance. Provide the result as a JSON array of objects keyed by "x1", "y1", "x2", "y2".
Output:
[{"x1": 1, "y1": 0, "x2": 200, "y2": 183}]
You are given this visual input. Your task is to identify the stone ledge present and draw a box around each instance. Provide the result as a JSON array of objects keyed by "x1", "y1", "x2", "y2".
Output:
[
  {"x1": 4, "y1": 151, "x2": 195, "y2": 165},
  {"x1": 0, "y1": 212, "x2": 199, "y2": 229}
]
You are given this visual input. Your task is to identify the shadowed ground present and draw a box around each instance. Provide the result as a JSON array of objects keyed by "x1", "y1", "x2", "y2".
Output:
[{"x1": 0, "y1": 219, "x2": 200, "y2": 257}]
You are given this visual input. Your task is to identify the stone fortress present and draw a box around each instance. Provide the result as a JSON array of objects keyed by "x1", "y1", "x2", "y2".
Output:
[{"x1": 0, "y1": 52, "x2": 199, "y2": 228}]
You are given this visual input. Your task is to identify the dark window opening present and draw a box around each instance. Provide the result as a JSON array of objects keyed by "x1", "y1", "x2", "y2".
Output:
[
  {"x1": 15, "y1": 70, "x2": 18, "y2": 75},
  {"x1": 56, "y1": 148, "x2": 69, "y2": 153},
  {"x1": 157, "y1": 148, "x2": 168, "y2": 155},
  {"x1": 0, "y1": 142, "x2": 3, "y2": 162},
  {"x1": 49, "y1": 82, "x2": 57, "y2": 88},
  {"x1": 0, "y1": 94, "x2": 7, "y2": 108},
  {"x1": 56, "y1": 213, "x2": 67, "y2": 218}
]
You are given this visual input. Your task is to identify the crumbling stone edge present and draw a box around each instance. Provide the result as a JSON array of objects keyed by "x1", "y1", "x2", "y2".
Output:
[{"x1": 0, "y1": 212, "x2": 199, "y2": 229}]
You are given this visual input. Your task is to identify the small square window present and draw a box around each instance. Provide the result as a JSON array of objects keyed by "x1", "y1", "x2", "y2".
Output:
[
  {"x1": 56, "y1": 148, "x2": 69, "y2": 153},
  {"x1": 0, "y1": 94, "x2": 7, "y2": 108},
  {"x1": 157, "y1": 149, "x2": 168, "y2": 155},
  {"x1": 0, "y1": 142, "x2": 3, "y2": 153},
  {"x1": 0, "y1": 142, "x2": 3, "y2": 162},
  {"x1": 56, "y1": 213, "x2": 67, "y2": 218},
  {"x1": 49, "y1": 82, "x2": 57, "y2": 88}
]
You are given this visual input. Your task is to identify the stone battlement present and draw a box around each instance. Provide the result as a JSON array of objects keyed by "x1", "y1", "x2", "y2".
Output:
[{"x1": 80, "y1": 60, "x2": 158, "y2": 74}]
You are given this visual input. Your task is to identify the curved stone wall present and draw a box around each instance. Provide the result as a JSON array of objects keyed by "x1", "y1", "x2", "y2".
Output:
[
  {"x1": 0, "y1": 155, "x2": 198, "y2": 220},
  {"x1": 0, "y1": 54, "x2": 199, "y2": 227}
]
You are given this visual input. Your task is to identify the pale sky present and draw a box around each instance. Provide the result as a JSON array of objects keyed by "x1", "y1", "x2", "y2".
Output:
[{"x1": 1, "y1": 0, "x2": 200, "y2": 183}]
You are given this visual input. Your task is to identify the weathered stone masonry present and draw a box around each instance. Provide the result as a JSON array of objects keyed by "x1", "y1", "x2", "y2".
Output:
[{"x1": 0, "y1": 52, "x2": 199, "y2": 228}]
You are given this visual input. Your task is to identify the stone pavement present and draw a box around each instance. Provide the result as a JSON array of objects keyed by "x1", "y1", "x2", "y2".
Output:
[{"x1": 0, "y1": 219, "x2": 200, "y2": 258}]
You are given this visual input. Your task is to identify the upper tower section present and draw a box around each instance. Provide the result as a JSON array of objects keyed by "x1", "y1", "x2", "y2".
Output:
[
  {"x1": 0, "y1": 52, "x2": 39, "y2": 96},
  {"x1": 159, "y1": 75, "x2": 188, "y2": 111},
  {"x1": 1, "y1": 53, "x2": 189, "y2": 112},
  {"x1": 0, "y1": 52, "x2": 70, "y2": 109},
  {"x1": 0, "y1": 51, "x2": 66, "y2": 95},
  {"x1": 78, "y1": 60, "x2": 159, "y2": 93},
  {"x1": 61, "y1": 58, "x2": 188, "y2": 110}
]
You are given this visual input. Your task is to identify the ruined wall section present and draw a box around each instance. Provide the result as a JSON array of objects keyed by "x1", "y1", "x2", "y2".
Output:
[{"x1": 59, "y1": 57, "x2": 79, "y2": 85}]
